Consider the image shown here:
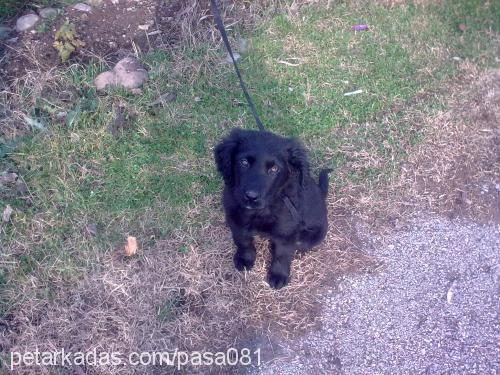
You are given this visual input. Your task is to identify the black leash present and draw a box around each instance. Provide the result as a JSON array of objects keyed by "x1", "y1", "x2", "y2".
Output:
[
  {"x1": 211, "y1": 0, "x2": 301, "y2": 222},
  {"x1": 210, "y1": 0, "x2": 266, "y2": 132}
]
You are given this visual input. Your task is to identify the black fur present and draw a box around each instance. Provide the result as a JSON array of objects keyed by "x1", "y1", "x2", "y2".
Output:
[{"x1": 214, "y1": 129, "x2": 331, "y2": 289}]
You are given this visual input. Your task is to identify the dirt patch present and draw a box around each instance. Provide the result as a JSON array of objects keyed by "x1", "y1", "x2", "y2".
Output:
[
  {"x1": 2, "y1": 0, "x2": 158, "y2": 78},
  {"x1": 0, "y1": 0, "x2": 245, "y2": 80}
]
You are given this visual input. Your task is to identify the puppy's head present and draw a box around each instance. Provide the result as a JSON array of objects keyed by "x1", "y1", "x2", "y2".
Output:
[{"x1": 214, "y1": 128, "x2": 309, "y2": 210}]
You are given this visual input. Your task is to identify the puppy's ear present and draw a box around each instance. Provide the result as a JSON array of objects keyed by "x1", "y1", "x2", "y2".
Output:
[
  {"x1": 214, "y1": 129, "x2": 242, "y2": 185},
  {"x1": 287, "y1": 139, "x2": 310, "y2": 186}
]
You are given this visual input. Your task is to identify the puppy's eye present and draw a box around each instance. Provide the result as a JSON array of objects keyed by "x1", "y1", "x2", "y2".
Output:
[
  {"x1": 240, "y1": 158, "x2": 249, "y2": 168},
  {"x1": 269, "y1": 165, "x2": 279, "y2": 174}
]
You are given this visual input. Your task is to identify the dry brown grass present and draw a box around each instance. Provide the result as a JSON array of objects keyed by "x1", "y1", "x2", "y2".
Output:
[
  {"x1": 351, "y1": 66, "x2": 500, "y2": 227},
  {"x1": 6, "y1": 189, "x2": 372, "y2": 374}
]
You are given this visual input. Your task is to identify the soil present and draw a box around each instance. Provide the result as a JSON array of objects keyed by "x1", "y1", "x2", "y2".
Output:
[{"x1": 0, "y1": 0, "x2": 212, "y2": 80}]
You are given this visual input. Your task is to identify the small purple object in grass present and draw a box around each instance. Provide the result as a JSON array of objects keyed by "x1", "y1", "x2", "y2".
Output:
[{"x1": 352, "y1": 24, "x2": 369, "y2": 31}]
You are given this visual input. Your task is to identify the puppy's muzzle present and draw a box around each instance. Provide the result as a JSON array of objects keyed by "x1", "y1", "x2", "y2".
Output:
[{"x1": 244, "y1": 190, "x2": 264, "y2": 209}]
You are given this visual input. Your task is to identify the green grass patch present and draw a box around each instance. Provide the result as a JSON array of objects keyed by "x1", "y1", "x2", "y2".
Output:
[{"x1": 1, "y1": 0, "x2": 498, "y2": 316}]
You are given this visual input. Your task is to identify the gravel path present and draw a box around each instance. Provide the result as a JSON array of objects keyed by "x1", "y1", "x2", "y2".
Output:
[{"x1": 254, "y1": 215, "x2": 500, "y2": 374}]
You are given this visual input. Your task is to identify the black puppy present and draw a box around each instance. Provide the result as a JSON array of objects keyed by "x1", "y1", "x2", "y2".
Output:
[{"x1": 214, "y1": 128, "x2": 331, "y2": 289}]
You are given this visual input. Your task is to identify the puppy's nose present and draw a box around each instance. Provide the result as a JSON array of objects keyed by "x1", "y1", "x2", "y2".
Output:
[{"x1": 244, "y1": 190, "x2": 259, "y2": 201}]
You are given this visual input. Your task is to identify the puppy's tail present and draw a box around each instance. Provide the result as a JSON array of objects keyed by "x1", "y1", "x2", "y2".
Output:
[{"x1": 318, "y1": 168, "x2": 332, "y2": 198}]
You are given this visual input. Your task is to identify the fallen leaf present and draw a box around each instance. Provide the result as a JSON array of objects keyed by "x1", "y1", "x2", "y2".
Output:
[{"x1": 124, "y1": 236, "x2": 138, "y2": 257}]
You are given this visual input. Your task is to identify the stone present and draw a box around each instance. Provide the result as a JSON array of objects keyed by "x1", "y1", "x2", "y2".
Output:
[
  {"x1": 94, "y1": 57, "x2": 148, "y2": 91},
  {"x1": 113, "y1": 57, "x2": 148, "y2": 89},
  {"x1": 15, "y1": 14, "x2": 40, "y2": 32},
  {"x1": 72, "y1": 3, "x2": 92, "y2": 12},
  {"x1": 39, "y1": 8, "x2": 59, "y2": 19},
  {"x1": 94, "y1": 71, "x2": 118, "y2": 90}
]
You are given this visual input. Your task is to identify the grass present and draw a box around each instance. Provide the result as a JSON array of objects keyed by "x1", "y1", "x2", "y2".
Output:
[{"x1": 0, "y1": 0, "x2": 499, "y2": 364}]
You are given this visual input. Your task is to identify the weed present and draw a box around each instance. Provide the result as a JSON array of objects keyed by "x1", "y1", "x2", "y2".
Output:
[{"x1": 53, "y1": 20, "x2": 85, "y2": 62}]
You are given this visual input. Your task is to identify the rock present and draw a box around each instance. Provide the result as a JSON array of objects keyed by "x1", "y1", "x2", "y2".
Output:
[
  {"x1": 94, "y1": 71, "x2": 118, "y2": 90},
  {"x1": 39, "y1": 8, "x2": 59, "y2": 19},
  {"x1": 113, "y1": 57, "x2": 148, "y2": 89},
  {"x1": 72, "y1": 3, "x2": 92, "y2": 12},
  {"x1": 15, "y1": 14, "x2": 40, "y2": 32},
  {"x1": 0, "y1": 26, "x2": 12, "y2": 40},
  {"x1": 94, "y1": 58, "x2": 148, "y2": 91}
]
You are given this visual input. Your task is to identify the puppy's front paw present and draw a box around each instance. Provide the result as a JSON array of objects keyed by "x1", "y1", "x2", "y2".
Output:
[
  {"x1": 268, "y1": 273, "x2": 289, "y2": 289},
  {"x1": 233, "y1": 253, "x2": 255, "y2": 271}
]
